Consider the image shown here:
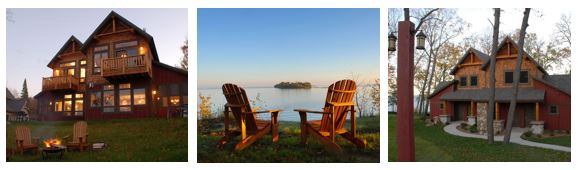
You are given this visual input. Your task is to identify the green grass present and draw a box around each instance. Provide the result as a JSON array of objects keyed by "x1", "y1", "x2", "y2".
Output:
[
  {"x1": 388, "y1": 114, "x2": 570, "y2": 162},
  {"x1": 7, "y1": 118, "x2": 187, "y2": 162},
  {"x1": 197, "y1": 116, "x2": 380, "y2": 163},
  {"x1": 522, "y1": 135, "x2": 571, "y2": 147}
]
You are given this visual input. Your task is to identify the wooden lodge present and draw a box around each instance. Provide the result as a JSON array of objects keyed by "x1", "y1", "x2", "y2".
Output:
[
  {"x1": 34, "y1": 11, "x2": 188, "y2": 121},
  {"x1": 428, "y1": 37, "x2": 570, "y2": 131}
]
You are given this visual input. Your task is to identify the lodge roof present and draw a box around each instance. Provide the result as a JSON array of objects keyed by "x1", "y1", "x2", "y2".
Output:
[
  {"x1": 428, "y1": 80, "x2": 457, "y2": 99},
  {"x1": 449, "y1": 48, "x2": 490, "y2": 75},
  {"x1": 538, "y1": 74, "x2": 571, "y2": 95},
  {"x1": 48, "y1": 35, "x2": 83, "y2": 67},
  {"x1": 479, "y1": 36, "x2": 548, "y2": 74},
  {"x1": 439, "y1": 88, "x2": 545, "y2": 102},
  {"x1": 80, "y1": 11, "x2": 160, "y2": 62}
]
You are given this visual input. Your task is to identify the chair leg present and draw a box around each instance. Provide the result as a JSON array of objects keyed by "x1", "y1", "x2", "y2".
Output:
[{"x1": 340, "y1": 132, "x2": 367, "y2": 148}]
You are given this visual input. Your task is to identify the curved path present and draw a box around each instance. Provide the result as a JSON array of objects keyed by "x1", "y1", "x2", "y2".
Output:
[{"x1": 443, "y1": 121, "x2": 570, "y2": 152}]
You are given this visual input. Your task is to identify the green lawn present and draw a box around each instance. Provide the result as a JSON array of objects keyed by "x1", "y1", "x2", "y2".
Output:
[
  {"x1": 522, "y1": 135, "x2": 571, "y2": 147},
  {"x1": 7, "y1": 118, "x2": 187, "y2": 162},
  {"x1": 388, "y1": 114, "x2": 570, "y2": 162},
  {"x1": 197, "y1": 116, "x2": 380, "y2": 163}
]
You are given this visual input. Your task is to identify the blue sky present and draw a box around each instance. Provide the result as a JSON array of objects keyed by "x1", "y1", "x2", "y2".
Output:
[
  {"x1": 198, "y1": 8, "x2": 380, "y2": 89},
  {"x1": 6, "y1": 8, "x2": 187, "y2": 97}
]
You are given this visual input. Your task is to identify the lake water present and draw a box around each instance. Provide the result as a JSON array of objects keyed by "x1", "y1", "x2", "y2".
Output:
[{"x1": 197, "y1": 87, "x2": 375, "y2": 122}]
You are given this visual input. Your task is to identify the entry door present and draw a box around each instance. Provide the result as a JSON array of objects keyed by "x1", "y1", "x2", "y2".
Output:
[
  {"x1": 513, "y1": 104, "x2": 535, "y2": 128},
  {"x1": 454, "y1": 102, "x2": 469, "y2": 121}
]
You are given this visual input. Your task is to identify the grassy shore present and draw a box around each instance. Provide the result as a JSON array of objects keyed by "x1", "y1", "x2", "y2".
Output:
[
  {"x1": 7, "y1": 118, "x2": 187, "y2": 162},
  {"x1": 197, "y1": 116, "x2": 380, "y2": 163}
]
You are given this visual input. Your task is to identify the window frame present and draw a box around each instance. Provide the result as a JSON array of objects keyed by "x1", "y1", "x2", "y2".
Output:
[
  {"x1": 470, "y1": 76, "x2": 478, "y2": 87},
  {"x1": 459, "y1": 76, "x2": 467, "y2": 87},
  {"x1": 93, "y1": 45, "x2": 109, "y2": 75},
  {"x1": 549, "y1": 105, "x2": 559, "y2": 115}
]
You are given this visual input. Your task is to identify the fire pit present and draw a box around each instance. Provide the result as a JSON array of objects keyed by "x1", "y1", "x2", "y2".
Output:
[{"x1": 41, "y1": 138, "x2": 66, "y2": 160}]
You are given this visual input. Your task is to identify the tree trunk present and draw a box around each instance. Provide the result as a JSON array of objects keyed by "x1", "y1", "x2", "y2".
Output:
[
  {"x1": 418, "y1": 51, "x2": 433, "y2": 116},
  {"x1": 487, "y1": 8, "x2": 501, "y2": 144},
  {"x1": 424, "y1": 49, "x2": 439, "y2": 118},
  {"x1": 504, "y1": 8, "x2": 531, "y2": 144}
]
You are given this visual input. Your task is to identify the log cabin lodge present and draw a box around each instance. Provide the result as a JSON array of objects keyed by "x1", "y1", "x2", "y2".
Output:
[
  {"x1": 34, "y1": 11, "x2": 188, "y2": 121},
  {"x1": 428, "y1": 37, "x2": 570, "y2": 133}
]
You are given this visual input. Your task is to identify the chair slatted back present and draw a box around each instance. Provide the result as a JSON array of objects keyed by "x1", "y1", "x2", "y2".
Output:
[
  {"x1": 222, "y1": 83, "x2": 258, "y2": 132},
  {"x1": 320, "y1": 79, "x2": 356, "y2": 132},
  {"x1": 15, "y1": 126, "x2": 32, "y2": 146},
  {"x1": 73, "y1": 121, "x2": 88, "y2": 143}
]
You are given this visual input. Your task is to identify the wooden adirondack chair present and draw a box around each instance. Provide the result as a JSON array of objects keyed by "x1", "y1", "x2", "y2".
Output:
[
  {"x1": 15, "y1": 126, "x2": 39, "y2": 155},
  {"x1": 294, "y1": 79, "x2": 366, "y2": 152},
  {"x1": 219, "y1": 83, "x2": 282, "y2": 151},
  {"x1": 65, "y1": 121, "x2": 89, "y2": 151}
]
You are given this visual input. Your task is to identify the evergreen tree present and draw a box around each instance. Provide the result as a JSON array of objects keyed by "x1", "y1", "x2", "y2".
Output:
[{"x1": 21, "y1": 78, "x2": 29, "y2": 99}]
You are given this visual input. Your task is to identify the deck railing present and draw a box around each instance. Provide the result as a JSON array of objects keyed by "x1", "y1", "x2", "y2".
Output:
[
  {"x1": 101, "y1": 55, "x2": 152, "y2": 78},
  {"x1": 42, "y1": 75, "x2": 80, "y2": 91}
]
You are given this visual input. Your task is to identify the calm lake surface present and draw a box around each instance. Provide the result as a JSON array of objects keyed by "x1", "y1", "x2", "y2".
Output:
[{"x1": 198, "y1": 87, "x2": 374, "y2": 122}]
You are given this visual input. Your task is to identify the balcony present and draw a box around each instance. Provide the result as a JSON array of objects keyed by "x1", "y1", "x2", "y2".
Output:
[
  {"x1": 42, "y1": 75, "x2": 80, "y2": 92},
  {"x1": 101, "y1": 55, "x2": 152, "y2": 80}
]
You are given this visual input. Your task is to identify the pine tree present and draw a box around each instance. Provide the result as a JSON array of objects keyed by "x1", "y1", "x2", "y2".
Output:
[{"x1": 21, "y1": 78, "x2": 29, "y2": 99}]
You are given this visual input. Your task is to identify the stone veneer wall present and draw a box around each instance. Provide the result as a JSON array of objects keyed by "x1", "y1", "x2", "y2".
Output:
[{"x1": 477, "y1": 102, "x2": 488, "y2": 134}]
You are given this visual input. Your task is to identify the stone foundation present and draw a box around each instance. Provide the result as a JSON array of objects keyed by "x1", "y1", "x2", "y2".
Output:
[
  {"x1": 493, "y1": 120, "x2": 504, "y2": 134},
  {"x1": 530, "y1": 121, "x2": 544, "y2": 135},
  {"x1": 476, "y1": 103, "x2": 488, "y2": 134}
]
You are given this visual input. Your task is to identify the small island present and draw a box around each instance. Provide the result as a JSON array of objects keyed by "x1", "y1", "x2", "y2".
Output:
[{"x1": 274, "y1": 82, "x2": 312, "y2": 89}]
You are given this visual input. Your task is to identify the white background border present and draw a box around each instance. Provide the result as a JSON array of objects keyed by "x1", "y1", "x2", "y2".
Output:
[{"x1": 0, "y1": 0, "x2": 576, "y2": 170}]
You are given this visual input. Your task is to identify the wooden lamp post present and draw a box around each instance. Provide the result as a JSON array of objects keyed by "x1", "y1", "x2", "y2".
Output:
[{"x1": 390, "y1": 19, "x2": 425, "y2": 162}]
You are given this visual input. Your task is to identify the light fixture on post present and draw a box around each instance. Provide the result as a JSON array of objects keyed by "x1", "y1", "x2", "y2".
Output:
[
  {"x1": 415, "y1": 31, "x2": 426, "y2": 50},
  {"x1": 388, "y1": 32, "x2": 398, "y2": 52}
]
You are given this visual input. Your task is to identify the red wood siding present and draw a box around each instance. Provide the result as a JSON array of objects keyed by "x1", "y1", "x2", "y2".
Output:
[
  {"x1": 429, "y1": 84, "x2": 455, "y2": 120},
  {"x1": 533, "y1": 79, "x2": 571, "y2": 130}
]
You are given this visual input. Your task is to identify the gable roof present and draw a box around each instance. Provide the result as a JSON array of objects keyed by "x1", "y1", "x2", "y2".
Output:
[
  {"x1": 480, "y1": 36, "x2": 547, "y2": 74},
  {"x1": 6, "y1": 88, "x2": 15, "y2": 99},
  {"x1": 47, "y1": 35, "x2": 83, "y2": 67},
  {"x1": 80, "y1": 11, "x2": 159, "y2": 62},
  {"x1": 449, "y1": 48, "x2": 490, "y2": 75},
  {"x1": 6, "y1": 88, "x2": 27, "y2": 113},
  {"x1": 428, "y1": 80, "x2": 457, "y2": 99},
  {"x1": 533, "y1": 74, "x2": 571, "y2": 95},
  {"x1": 153, "y1": 61, "x2": 188, "y2": 75}
]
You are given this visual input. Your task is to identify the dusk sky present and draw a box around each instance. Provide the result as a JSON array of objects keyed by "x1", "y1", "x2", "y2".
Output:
[
  {"x1": 6, "y1": 8, "x2": 187, "y2": 97},
  {"x1": 197, "y1": 8, "x2": 380, "y2": 89}
]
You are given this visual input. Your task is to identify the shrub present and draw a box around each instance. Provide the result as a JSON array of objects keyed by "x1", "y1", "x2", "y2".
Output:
[
  {"x1": 460, "y1": 123, "x2": 468, "y2": 129},
  {"x1": 469, "y1": 125, "x2": 478, "y2": 133},
  {"x1": 523, "y1": 131, "x2": 533, "y2": 138}
]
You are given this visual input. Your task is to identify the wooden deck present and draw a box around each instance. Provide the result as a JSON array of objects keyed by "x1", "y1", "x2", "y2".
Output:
[
  {"x1": 101, "y1": 55, "x2": 152, "y2": 79},
  {"x1": 42, "y1": 75, "x2": 80, "y2": 91}
]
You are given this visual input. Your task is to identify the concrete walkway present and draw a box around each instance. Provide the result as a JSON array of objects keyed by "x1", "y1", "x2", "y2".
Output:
[{"x1": 444, "y1": 121, "x2": 571, "y2": 152}]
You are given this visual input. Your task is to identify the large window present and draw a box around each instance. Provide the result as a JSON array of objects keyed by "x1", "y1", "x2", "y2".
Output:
[
  {"x1": 103, "y1": 85, "x2": 115, "y2": 112},
  {"x1": 75, "y1": 93, "x2": 84, "y2": 116},
  {"x1": 459, "y1": 77, "x2": 467, "y2": 87},
  {"x1": 115, "y1": 41, "x2": 138, "y2": 58},
  {"x1": 470, "y1": 76, "x2": 478, "y2": 86},
  {"x1": 119, "y1": 83, "x2": 131, "y2": 112},
  {"x1": 505, "y1": 71, "x2": 529, "y2": 84},
  {"x1": 60, "y1": 61, "x2": 76, "y2": 67},
  {"x1": 55, "y1": 100, "x2": 63, "y2": 112},
  {"x1": 133, "y1": 88, "x2": 146, "y2": 105},
  {"x1": 64, "y1": 94, "x2": 73, "y2": 116},
  {"x1": 91, "y1": 91, "x2": 101, "y2": 107},
  {"x1": 67, "y1": 68, "x2": 75, "y2": 76},
  {"x1": 54, "y1": 69, "x2": 61, "y2": 77},
  {"x1": 93, "y1": 46, "x2": 109, "y2": 74},
  {"x1": 80, "y1": 67, "x2": 86, "y2": 83}
]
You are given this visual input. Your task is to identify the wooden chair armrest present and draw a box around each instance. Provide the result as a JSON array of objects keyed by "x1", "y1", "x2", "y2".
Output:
[
  {"x1": 293, "y1": 109, "x2": 331, "y2": 114},
  {"x1": 327, "y1": 102, "x2": 355, "y2": 107},
  {"x1": 242, "y1": 109, "x2": 282, "y2": 114}
]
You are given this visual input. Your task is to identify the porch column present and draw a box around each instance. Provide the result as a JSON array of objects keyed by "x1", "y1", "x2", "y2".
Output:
[
  {"x1": 470, "y1": 101, "x2": 475, "y2": 116},
  {"x1": 535, "y1": 102, "x2": 540, "y2": 121},
  {"x1": 495, "y1": 102, "x2": 499, "y2": 120}
]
